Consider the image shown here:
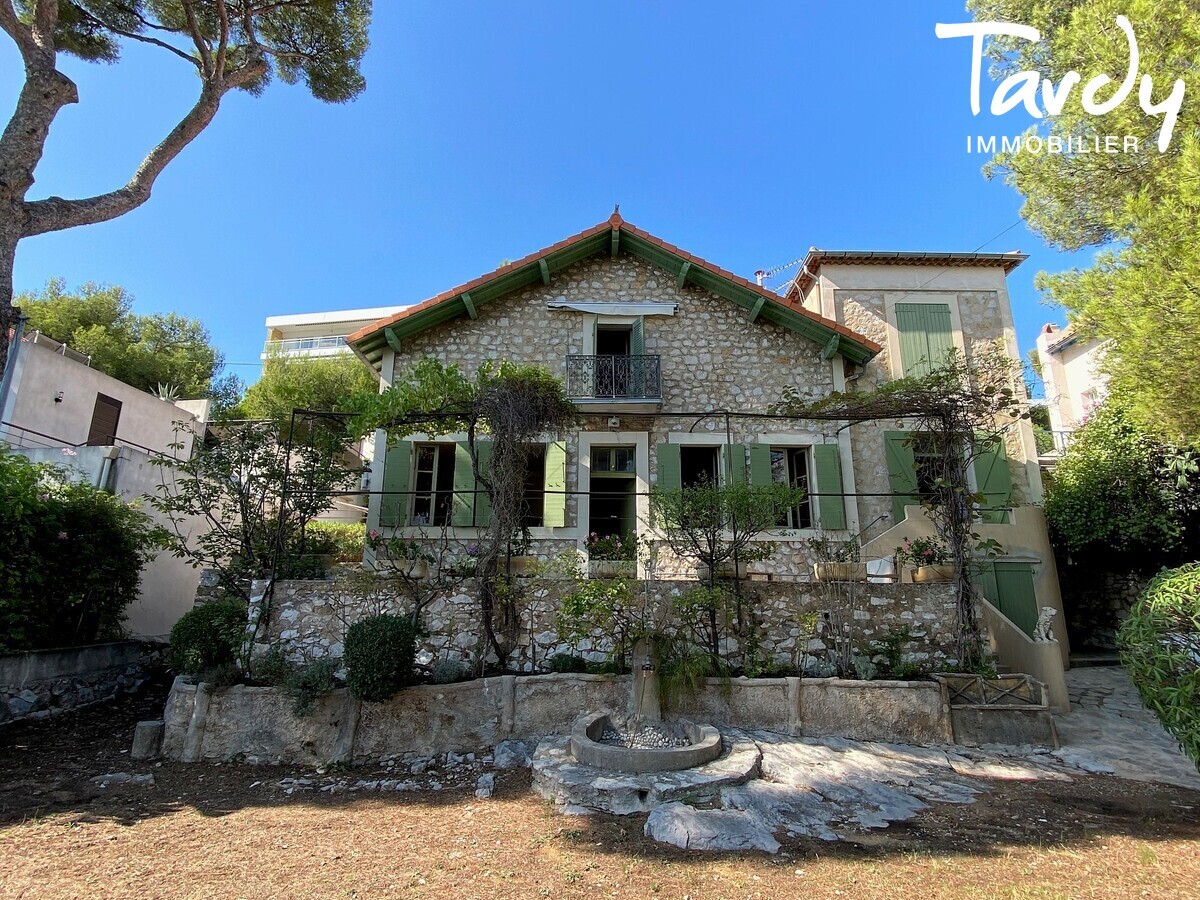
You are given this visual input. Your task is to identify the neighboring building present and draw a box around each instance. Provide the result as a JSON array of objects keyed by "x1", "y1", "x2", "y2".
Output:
[
  {"x1": 346, "y1": 213, "x2": 1068, "y2": 687},
  {"x1": 0, "y1": 329, "x2": 209, "y2": 641},
  {"x1": 1035, "y1": 323, "x2": 1109, "y2": 446},
  {"x1": 263, "y1": 306, "x2": 405, "y2": 359}
]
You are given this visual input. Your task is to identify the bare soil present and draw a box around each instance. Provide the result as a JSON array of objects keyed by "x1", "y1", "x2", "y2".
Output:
[{"x1": 2, "y1": 675, "x2": 1199, "y2": 899}]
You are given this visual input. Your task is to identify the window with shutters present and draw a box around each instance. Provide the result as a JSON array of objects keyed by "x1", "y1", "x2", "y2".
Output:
[
  {"x1": 680, "y1": 446, "x2": 720, "y2": 488},
  {"x1": 770, "y1": 447, "x2": 812, "y2": 529},
  {"x1": 895, "y1": 302, "x2": 955, "y2": 377},
  {"x1": 522, "y1": 446, "x2": 547, "y2": 527},
  {"x1": 410, "y1": 443, "x2": 456, "y2": 526}
]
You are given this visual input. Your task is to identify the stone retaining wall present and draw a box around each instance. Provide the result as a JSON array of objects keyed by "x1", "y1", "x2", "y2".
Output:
[
  {"x1": 159, "y1": 673, "x2": 955, "y2": 765},
  {"x1": 0, "y1": 641, "x2": 160, "y2": 726},
  {"x1": 252, "y1": 577, "x2": 964, "y2": 673}
]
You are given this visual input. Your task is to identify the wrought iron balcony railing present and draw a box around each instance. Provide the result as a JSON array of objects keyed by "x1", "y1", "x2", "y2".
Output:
[{"x1": 566, "y1": 355, "x2": 661, "y2": 401}]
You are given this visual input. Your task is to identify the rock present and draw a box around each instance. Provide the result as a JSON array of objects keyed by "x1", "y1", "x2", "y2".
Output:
[
  {"x1": 91, "y1": 772, "x2": 152, "y2": 787},
  {"x1": 493, "y1": 740, "x2": 531, "y2": 769},
  {"x1": 645, "y1": 802, "x2": 781, "y2": 854},
  {"x1": 8, "y1": 691, "x2": 36, "y2": 716},
  {"x1": 131, "y1": 720, "x2": 164, "y2": 760},
  {"x1": 409, "y1": 757, "x2": 433, "y2": 775},
  {"x1": 474, "y1": 773, "x2": 495, "y2": 799}
]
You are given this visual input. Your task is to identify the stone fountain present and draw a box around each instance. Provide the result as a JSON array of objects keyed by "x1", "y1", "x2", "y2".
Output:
[{"x1": 531, "y1": 641, "x2": 760, "y2": 815}]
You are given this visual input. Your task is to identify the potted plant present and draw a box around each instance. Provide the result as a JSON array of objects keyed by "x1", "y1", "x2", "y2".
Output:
[
  {"x1": 505, "y1": 528, "x2": 538, "y2": 575},
  {"x1": 808, "y1": 533, "x2": 867, "y2": 582},
  {"x1": 586, "y1": 531, "x2": 638, "y2": 577},
  {"x1": 367, "y1": 531, "x2": 434, "y2": 579},
  {"x1": 895, "y1": 535, "x2": 954, "y2": 583}
]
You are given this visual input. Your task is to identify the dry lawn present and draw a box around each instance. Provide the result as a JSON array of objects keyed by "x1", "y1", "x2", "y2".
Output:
[{"x1": 2, "y1": 680, "x2": 1199, "y2": 899}]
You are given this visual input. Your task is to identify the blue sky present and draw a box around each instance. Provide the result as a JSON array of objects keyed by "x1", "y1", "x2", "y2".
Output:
[{"x1": 3, "y1": 1, "x2": 1093, "y2": 386}]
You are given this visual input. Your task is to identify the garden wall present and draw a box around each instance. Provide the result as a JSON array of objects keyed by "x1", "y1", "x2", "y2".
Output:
[
  {"x1": 249, "y1": 577, "x2": 964, "y2": 673},
  {"x1": 159, "y1": 673, "x2": 955, "y2": 765},
  {"x1": 0, "y1": 640, "x2": 161, "y2": 726},
  {"x1": 1057, "y1": 561, "x2": 1151, "y2": 652}
]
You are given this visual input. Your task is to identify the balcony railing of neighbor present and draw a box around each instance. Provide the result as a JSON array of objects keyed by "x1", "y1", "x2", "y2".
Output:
[
  {"x1": 566, "y1": 355, "x2": 661, "y2": 400},
  {"x1": 263, "y1": 336, "x2": 349, "y2": 354}
]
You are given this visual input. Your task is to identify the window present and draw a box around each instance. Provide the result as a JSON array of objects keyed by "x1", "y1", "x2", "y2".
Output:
[
  {"x1": 895, "y1": 302, "x2": 954, "y2": 377},
  {"x1": 912, "y1": 433, "x2": 942, "y2": 501},
  {"x1": 522, "y1": 445, "x2": 547, "y2": 527},
  {"x1": 410, "y1": 443, "x2": 456, "y2": 526},
  {"x1": 86, "y1": 394, "x2": 122, "y2": 447},
  {"x1": 680, "y1": 445, "x2": 719, "y2": 488},
  {"x1": 589, "y1": 445, "x2": 637, "y2": 537},
  {"x1": 770, "y1": 447, "x2": 812, "y2": 529},
  {"x1": 591, "y1": 446, "x2": 636, "y2": 474}
]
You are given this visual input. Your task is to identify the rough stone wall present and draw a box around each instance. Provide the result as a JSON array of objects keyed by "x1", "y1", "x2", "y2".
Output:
[
  {"x1": 385, "y1": 253, "x2": 843, "y2": 574},
  {"x1": 1057, "y1": 563, "x2": 1151, "y2": 652},
  {"x1": 252, "y1": 576, "x2": 963, "y2": 674},
  {"x1": 0, "y1": 641, "x2": 161, "y2": 726}
]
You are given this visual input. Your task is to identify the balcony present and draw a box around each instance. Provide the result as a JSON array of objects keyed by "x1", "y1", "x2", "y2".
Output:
[
  {"x1": 566, "y1": 355, "x2": 662, "y2": 411},
  {"x1": 262, "y1": 336, "x2": 350, "y2": 359}
]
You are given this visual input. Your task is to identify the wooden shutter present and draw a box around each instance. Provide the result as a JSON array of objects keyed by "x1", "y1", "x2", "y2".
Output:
[
  {"x1": 451, "y1": 442, "x2": 478, "y2": 527},
  {"x1": 630, "y1": 317, "x2": 645, "y2": 356},
  {"x1": 542, "y1": 441, "x2": 567, "y2": 528},
  {"x1": 884, "y1": 431, "x2": 919, "y2": 524},
  {"x1": 812, "y1": 444, "x2": 846, "y2": 530},
  {"x1": 379, "y1": 440, "x2": 411, "y2": 528},
  {"x1": 656, "y1": 443, "x2": 681, "y2": 491},
  {"x1": 895, "y1": 303, "x2": 954, "y2": 376},
  {"x1": 973, "y1": 437, "x2": 1013, "y2": 524},
  {"x1": 86, "y1": 394, "x2": 122, "y2": 446},
  {"x1": 722, "y1": 444, "x2": 747, "y2": 485},
  {"x1": 748, "y1": 444, "x2": 773, "y2": 487},
  {"x1": 985, "y1": 561, "x2": 1038, "y2": 637}
]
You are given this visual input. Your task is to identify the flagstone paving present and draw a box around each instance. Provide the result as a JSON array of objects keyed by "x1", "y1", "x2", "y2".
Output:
[{"x1": 1052, "y1": 665, "x2": 1200, "y2": 792}]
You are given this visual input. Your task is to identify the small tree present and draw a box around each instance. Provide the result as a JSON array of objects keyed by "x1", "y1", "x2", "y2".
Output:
[
  {"x1": 149, "y1": 418, "x2": 361, "y2": 605},
  {"x1": 649, "y1": 478, "x2": 805, "y2": 663},
  {"x1": 234, "y1": 348, "x2": 380, "y2": 424},
  {"x1": 775, "y1": 346, "x2": 1028, "y2": 665}
]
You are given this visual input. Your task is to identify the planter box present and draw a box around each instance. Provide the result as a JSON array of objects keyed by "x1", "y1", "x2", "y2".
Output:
[
  {"x1": 505, "y1": 555, "x2": 538, "y2": 576},
  {"x1": 589, "y1": 560, "x2": 635, "y2": 578},
  {"x1": 696, "y1": 561, "x2": 749, "y2": 582},
  {"x1": 812, "y1": 562, "x2": 868, "y2": 582},
  {"x1": 911, "y1": 564, "x2": 955, "y2": 584}
]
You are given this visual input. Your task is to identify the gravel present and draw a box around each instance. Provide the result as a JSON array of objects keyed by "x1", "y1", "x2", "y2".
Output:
[{"x1": 598, "y1": 724, "x2": 691, "y2": 749}]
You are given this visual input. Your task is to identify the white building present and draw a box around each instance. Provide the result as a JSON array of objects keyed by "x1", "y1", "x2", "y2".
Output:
[
  {"x1": 263, "y1": 307, "x2": 405, "y2": 359},
  {"x1": 1035, "y1": 323, "x2": 1110, "y2": 445}
]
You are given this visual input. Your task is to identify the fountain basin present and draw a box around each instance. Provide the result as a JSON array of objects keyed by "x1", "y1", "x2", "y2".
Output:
[{"x1": 570, "y1": 712, "x2": 723, "y2": 773}]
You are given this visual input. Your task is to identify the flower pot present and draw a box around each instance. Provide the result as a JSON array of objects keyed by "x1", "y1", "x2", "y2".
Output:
[
  {"x1": 812, "y1": 561, "x2": 868, "y2": 582},
  {"x1": 589, "y1": 559, "x2": 635, "y2": 578},
  {"x1": 911, "y1": 564, "x2": 955, "y2": 584},
  {"x1": 506, "y1": 555, "x2": 538, "y2": 576},
  {"x1": 696, "y1": 561, "x2": 748, "y2": 582}
]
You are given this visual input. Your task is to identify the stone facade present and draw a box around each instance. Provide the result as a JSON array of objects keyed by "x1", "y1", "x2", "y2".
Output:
[
  {"x1": 0, "y1": 641, "x2": 160, "y2": 726},
  {"x1": 250, "y1": 576, "x2": 965, "y2": 674}
]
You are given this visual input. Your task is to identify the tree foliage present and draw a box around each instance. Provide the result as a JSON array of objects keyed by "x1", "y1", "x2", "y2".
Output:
[
  {"x1": 15, "y1": 279, "x2": 236, "y2": 398},
  {"x1": 1044, "y1": 401, "x2": 1200, "y2": 566},
  {"x1": 968, "y1": 0, "x2": 1200, "y2": 438},
  {"x1": 0, "y1": 0, "x2": 372, "y2": 367},
  {"x1": 1118, "y1": 563, "x2": 1200, "y2": 770},
  {"x1": 235, "y1": 349, "x2": 378, "y2": 423},
  {"x1": 0, "y1": 449, "x2": 163, "y2": 652}
]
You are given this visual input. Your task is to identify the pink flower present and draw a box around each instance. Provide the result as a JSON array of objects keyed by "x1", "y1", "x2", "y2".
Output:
[
  {"x1": 369, "y1": 530, "x2": 379, "y2": 539},
  {"x1": 57, "y1": 531, "x2": 68, "y2": 540}
]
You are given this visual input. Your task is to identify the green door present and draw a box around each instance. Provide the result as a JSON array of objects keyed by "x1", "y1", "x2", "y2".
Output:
[{"x1": 980, "y1": 561, "x2": 1038, "y2": 637}]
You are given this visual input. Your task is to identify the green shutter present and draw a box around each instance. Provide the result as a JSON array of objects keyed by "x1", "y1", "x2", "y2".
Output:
[
  {"x1": 723, "y1": 444, "x2": 747, "y2": 485},
  {"x1": 453, "y1": 441, "x2": 482, "y2": 528},
  {"x1": 993, "y1": 562, "x2": 1038, "y2": 637},
  {"x1": 543, "y1": 440, "x2": 567, "y2": 528},
  {"x1": 474, "y1": 441, "x2": 493, "y2": 527},
  {"x1": 630, "y1": 317, "x2": 645, "y2": 356},
  {"x1": 973, "y1": 437, "x2": 1013, "y2": 524},
  {"x1": 656, "y1": 443, "x2": 681, "y2": 491},
  {"x1": 379, "y1": 440, "x2": 411, "y2": 528},
  {"x1": 813, "y1": 443, "x2": 847, "y2": 530},
  {"x1": 895, "y1": 302, "x2": 954, "y2": 376},
  {"x1": 884, "y1": 431, "x2": 919, "y2": 524},
  {"x1": 748, "y1": 444, "x2": 773, "y2": 487}
]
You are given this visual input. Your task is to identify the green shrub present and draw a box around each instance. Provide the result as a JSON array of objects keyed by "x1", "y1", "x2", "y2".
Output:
[
  {"x1": 343, "y1": 614, "x2": 420, "y2": 702},
  {"x1": 431, "y1": 658, "x2": 469, "y2": 684},
  {"x1": 169, "y1": 601, "x2": 247, "y2": 675},
  {"x1": 306, "y1": 521, "x2": 367, "y2": 564},
  {"x1": 254, "y1": 643, "x2": 295, "y2": 685},
  {"x1": 0, "y1": 451, "x2": 163, "y2": 652},
  {"x1": 284, "y1": 659, "x2": 340, "y2": 716},
  {"x1": 546, "y1": 653, "x2": 589, "y2": 674},
  {"x1": 1118, "y1": 564, "x2": 1200, "y2": 769}
]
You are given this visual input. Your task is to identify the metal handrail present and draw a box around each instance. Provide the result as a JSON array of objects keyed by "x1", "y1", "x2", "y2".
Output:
[{"x1": 566, "y1": 354, "x2": 661, "y2": 400}]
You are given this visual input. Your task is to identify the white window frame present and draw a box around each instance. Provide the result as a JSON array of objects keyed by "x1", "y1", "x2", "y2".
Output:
[{"x1": 578, "y1": 431, "x2": 651, "y2": 567}]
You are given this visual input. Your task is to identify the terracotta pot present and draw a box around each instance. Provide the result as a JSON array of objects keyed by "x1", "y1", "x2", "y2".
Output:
[
  {"x1": 911, "y1": 564, "x2": 955, "y2": 584},
  {"x1": 588, "y1": 559, "x2": 635, "y2": 578},
  {"x1": 812, "y1": 561, "x2": 868, "y2": 582},
  {"x1": 397, "y1": 559, "x2": 429, "y2": 579}
]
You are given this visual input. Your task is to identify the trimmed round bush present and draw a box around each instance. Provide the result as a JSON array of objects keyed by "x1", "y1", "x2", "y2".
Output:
[
  {"x1": 1118, "y1": 564, "x2": 1200, "y2": 769},
  {"x1": 344, "y1": 614, "x2": 420, "y2": 702},
  {"x1": 168, "y1": 601, "x2": 247, "y2": 675}
]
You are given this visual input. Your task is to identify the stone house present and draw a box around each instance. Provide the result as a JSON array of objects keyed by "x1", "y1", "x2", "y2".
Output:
[{"x1": 343, "y1": 212, "x2": 1068, "y2": 677}]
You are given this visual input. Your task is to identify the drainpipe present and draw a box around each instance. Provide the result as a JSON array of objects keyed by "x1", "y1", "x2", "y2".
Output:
[{"x1": 0, "y1": 313, "x2": 28, "y2": 424}]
